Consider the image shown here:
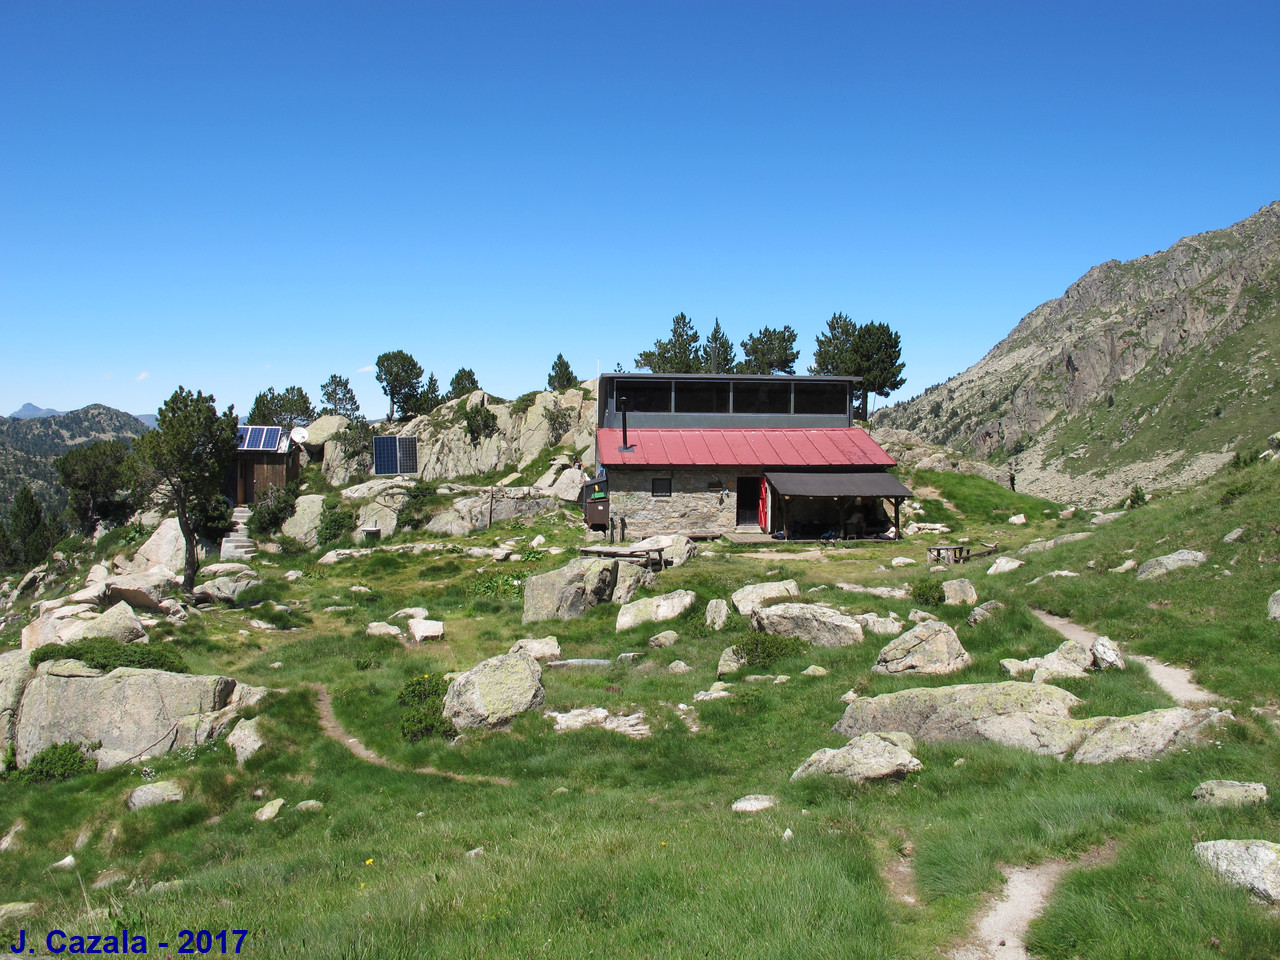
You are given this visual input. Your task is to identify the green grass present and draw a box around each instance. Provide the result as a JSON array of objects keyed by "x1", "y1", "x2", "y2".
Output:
[{"x1": 2, "y1": 458, "x2": 1279, "y2": 957}]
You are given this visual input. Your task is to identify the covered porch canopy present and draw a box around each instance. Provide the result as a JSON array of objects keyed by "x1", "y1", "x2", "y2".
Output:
[{"x1": 764, "y1": 471, "x2": 914, "y2": 540}]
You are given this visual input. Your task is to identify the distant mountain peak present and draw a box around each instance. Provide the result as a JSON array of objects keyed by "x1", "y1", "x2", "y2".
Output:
[{"x1": 9, "y1": 403, "x2": 64, "y2": 419}]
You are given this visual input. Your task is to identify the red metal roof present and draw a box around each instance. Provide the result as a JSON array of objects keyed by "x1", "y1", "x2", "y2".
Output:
[{"x1": 597, "y1": 428, "x2": 896, "y2": 469}]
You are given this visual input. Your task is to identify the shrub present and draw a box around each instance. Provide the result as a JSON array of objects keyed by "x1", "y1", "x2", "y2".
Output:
[
  {"x1": 1125, "y1": 485, "x2": 1147, "y2": 509},
  {"x1": 247, "y1": 480, "x2": 301, "y2": 539},
  {"x1": 29, "y1": 637, "x2": 189, "y2": 673},
  {"x1": 14, "y1": 741, "x2": 98, "y2": 784},
  {"x1": 318, "y1": 496, "x2": 355, "y2": 545},
  {"x1": 732, "y1": 632, "x2": 808, "y2": 669},
  {"x1": 543, "y1": 406, "x2": 573, "y2": 444},
  {"x1": 1219, "y1": 481, "x2": 1251, "y2": 507},
  {"x1": 397, "y1": 674, "x2": 456, "y2": 742},
  {"x1": 910, "y1": 579, "x2": 945, "y2": 606},
  {"x1": 463, "y1": 405, "x2": 498, "y2": 443},
  {"x1": 509, "y1": 391, "x2": 540, "y2": 418}
]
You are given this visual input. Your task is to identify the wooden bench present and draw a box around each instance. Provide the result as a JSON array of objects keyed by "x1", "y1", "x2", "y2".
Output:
[
  {"x1": 578, "y1": 544, "x2": 667, "y2": 571},
  {"x1": 927, "y1": 542, "x2": 999, "y2": 565}
]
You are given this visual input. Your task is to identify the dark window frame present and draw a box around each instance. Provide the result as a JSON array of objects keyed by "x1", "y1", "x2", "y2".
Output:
[{"x1": 651, "y1": 477, "x2": 672, "y2": 498}]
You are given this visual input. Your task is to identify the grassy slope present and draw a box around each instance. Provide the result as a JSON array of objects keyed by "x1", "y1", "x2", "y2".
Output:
[{"x1": 1, "y1": 464, "x2": 1278, "y2": 958}]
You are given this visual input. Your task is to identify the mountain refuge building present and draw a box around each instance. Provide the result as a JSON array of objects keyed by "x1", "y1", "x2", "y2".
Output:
[{"x1": 592, "y1": 373, "x2": 911, "y2": 540}]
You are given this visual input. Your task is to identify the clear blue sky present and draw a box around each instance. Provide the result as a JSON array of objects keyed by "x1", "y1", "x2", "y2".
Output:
[{"x1": 3, "y1": 1, "x2": 1277, "y2": 420}]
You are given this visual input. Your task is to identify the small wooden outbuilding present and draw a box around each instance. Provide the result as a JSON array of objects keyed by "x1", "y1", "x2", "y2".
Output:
[{"x1": 224, "y1": 426, "x2": 301, "y2": 506}]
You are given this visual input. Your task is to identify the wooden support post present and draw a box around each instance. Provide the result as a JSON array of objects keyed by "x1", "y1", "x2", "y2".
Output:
[{"x1": 894, "y1": 498, "x2": 901, "y2": 540}]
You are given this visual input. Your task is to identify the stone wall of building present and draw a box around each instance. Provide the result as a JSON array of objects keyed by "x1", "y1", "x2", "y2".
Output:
[{"x1": 609, "y1": 469, "x2": 738, "y2": 538}]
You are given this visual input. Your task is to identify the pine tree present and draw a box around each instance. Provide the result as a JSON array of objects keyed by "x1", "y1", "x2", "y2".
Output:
[
  {"x1": 699, "y1": 320, "x2": 737, "y2": 374},
  {"x1": 738, "y1": 325, "x2": 800, "y2": 375},
  {"x1": 547, "y1": 354, "x2": 577, "y2": 391},
  {"x1": 376, "y1": 351, "x2": 425, "y2": 420},
  {"x1": 448, "y1": 368, "x2": 481, "y2": 401},
  {"x1": 635, "y1": 313, "x2": 702, "y2": 373},
  {"x1": 132, "y1": 387, "x2": 239, "y2": 590},
  {"x1": 809, "y1": 314, "x2": 906, "y2": 402},
  {"x1": 319, "y1": 374, "x2": 361, "y2": 420},
  {"x1": 9, "y1": 485, "x2": 54, "y2": 569}
]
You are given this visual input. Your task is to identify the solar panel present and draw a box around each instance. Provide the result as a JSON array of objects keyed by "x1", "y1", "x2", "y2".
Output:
[
  {"x1": 261, "y1": 426, "x2": 282, "y2": 452},
  {"x1": 246, "y1": 426, "x2": 265, "y2": 451},
  {"x1": 237, "y1": 426, "x2": 251, "y2": 449},
  {"x1": 397, "y1": 436, "x2": 419, "y2": 474},
  {"x1": 373, "y1": 436, "x2": 400, "y2": 475}
]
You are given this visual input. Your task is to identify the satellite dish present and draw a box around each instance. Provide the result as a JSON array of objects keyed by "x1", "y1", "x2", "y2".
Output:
[{"x1": 290, "y1": 427, "x2": 309, "y2": 445}]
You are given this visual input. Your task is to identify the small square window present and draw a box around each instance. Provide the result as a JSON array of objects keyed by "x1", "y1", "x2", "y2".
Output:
[{"x1": 651, "y1": 478, "x2": 672, "y2": 498}]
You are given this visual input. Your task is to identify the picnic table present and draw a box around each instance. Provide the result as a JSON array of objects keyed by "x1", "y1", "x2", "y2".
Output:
[
  {"x1": 926, "y1": 542, "x2": 999, "y2": 565},
  {"x1": 578, "y1": 544, "x2": 667, "y2": 571}
]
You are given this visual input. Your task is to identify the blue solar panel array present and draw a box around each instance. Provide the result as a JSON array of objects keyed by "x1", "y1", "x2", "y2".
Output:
[
  {"x1": 397, "y1": 436, "x2": 419, "y2": 474},
  {"x1": 237, "y1": 425, "x2": 284, "y2": 452},
  {"x1": 373, "y1": 435, "x2": 419, "y2": 475},
  {"x1": 373, "y1": 436, "x2": 398, "y2": 475}
]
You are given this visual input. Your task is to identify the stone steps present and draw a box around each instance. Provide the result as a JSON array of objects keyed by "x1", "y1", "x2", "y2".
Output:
[{"x1": 221, "y1": 507, "x2": 257, "y2": 560}]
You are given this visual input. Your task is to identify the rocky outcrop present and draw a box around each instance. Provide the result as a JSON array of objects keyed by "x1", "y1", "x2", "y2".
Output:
[
  {"x1": 281, "y1": 495, "x2": 326, "y2": 548},
  {"x1": 427, "y1": 487, "x2": 558, "y2": 536},
  {"x1": 13, "y1": 661, "x2": 266, "y2": 770},
  {"x1": 1001, "y1": 636, "x2": 1125, "y2": 682},
  {"x1": 103, "y1": 568, "x2": 180, "y2": 611},
  {"x1": 731, "y1": 580, "x2": 799, "y2": 616},
  {"x1": 833, "y1": 679, "x2": 1228, "y2": 763},
  {"x1": 522, "y1": 558, "x2": 652, "y2": 623},
  {"x1": 0, "y1": 650, "x2": 33, "y2": 758},
  {"x1": 750, "y1": 603, "x2": 864, "y2": 647},
  {"x1": 1194, "y1": 840, "x2": 1280, "y2": 903},
  {"x1": 616, "y1": 590, "x2": 697, "y2": 631},
  {"x1": 790, "y1": 732, "x2": 922, "y2": 783},
  {"x1": 192, "y1": 575, "x2": 261, "y2": 605},
  {"x1": 873, "y1": 621, "x2": 971, "y2": 675},
  {"x1": 1135, "y1": 549, "x2": 1207, "y2": 580},
  {"x1": 382, "y1": 385, "x2": 598, "y2": 483},
  {"x1": 1071, "y1": 707, "x2": 1228, "y2": 764},
  {"x1": 132, "y1": 518, "x2": 212, "y2": 573},
  {"x1": 443, "y1": 651, "x2": 545, "y2": 731},
  {"x1": 877, "y1": 204, "x2": 1280, "y2": 507},
  {"x1": 1017, "y1": 532, "x2": 1093, "y2": 555}
]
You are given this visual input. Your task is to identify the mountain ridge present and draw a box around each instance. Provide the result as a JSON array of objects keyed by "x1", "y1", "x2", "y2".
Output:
[{"x1": 876, "y1": 201, "x2": 1280, "y2": 505}]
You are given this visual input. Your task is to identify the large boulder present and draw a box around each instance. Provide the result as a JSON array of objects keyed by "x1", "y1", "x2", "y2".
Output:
[
  {"x1": 1268, "y1": 589, "x2": 1280, "y2": 621},
  {"x1": 358, "y1": 495, "x2": 406, "y2": 540},
  {"x1": 14, "y1": 662, "x2": 265, "y2": 770},
  {"x1": 58, "y1": 601, "x2": 146, "y2": 644},
  {"x1": 103, "y1": 568, "x2": 180, "y2": 611},
  {"x1": 1194, "y1": 840, "x2": 1280, "y2": 904},
  {"x1": 522, "y1": 558, "x2": 644, "y2": 623},
  {"x1": 127, "y1": 780, "x2": 185, "y2": 810},
  {"x1": 226, "y1": 716, "x2": 264, "y2": 765},
  {"x1": 192, "y1": 576, "x2": 261, "y2": 604},
  {"x1": 942, "y1": 579, "x2": 978, "y2": 605},
  {"x1": 615, "y1": 590, "x2": 697, "y2": 632},
  {"x1": 509, "y1": 636, "x2": 561, "y2": 661},
  {"x1": 1136, "y1": 549, "x2": 1207, "y2": 581},
  {"x1": 281, "y1": 495, "x2": 326, "y2": 548},
  {"x1": 20, "y1": 604, "x2": 99, "y2": 651},
  {"x1": 1071, "y1": 707, "x2": 1228, "y2": 764},
  {"x1": 0, "y1": 650, "x2": 34, "y2": 758},
  {"x1": 340, "y1": 477, "x2": 416, "y2": 501},
  {"x1": 731, "y1": 580, "x2": 799, "y2": 616},
  {"x1": 548, "y1": 468, "x2": 590, "y2": 502},
  {"x1": 790, "y1": 732, "x2": 922, "y2": 783},
  {"x1": 132, "y1": 518, "x2": 211, "y2": 574},
  {"x1": 751, "y1": 603, "x2": 864, "y2": 648},
  {"x1": 873, "y1": 620, "x2": 972, "y2": 675},
  {"x1": 705, "y1": 598, "x2": 730, "y2": 630},
  {"x1": 987, "y1": 557, "x2": 1024, "y2": 575},
  {"x1": 832, "y1": 681, "x2": 1089, "y2": 758},
  {"x1": 443, "y1": 652, "x2": 545, "y2": 731},
  {"x1": 303, "y1": 415, "x2": 350, "y2": 450}
]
